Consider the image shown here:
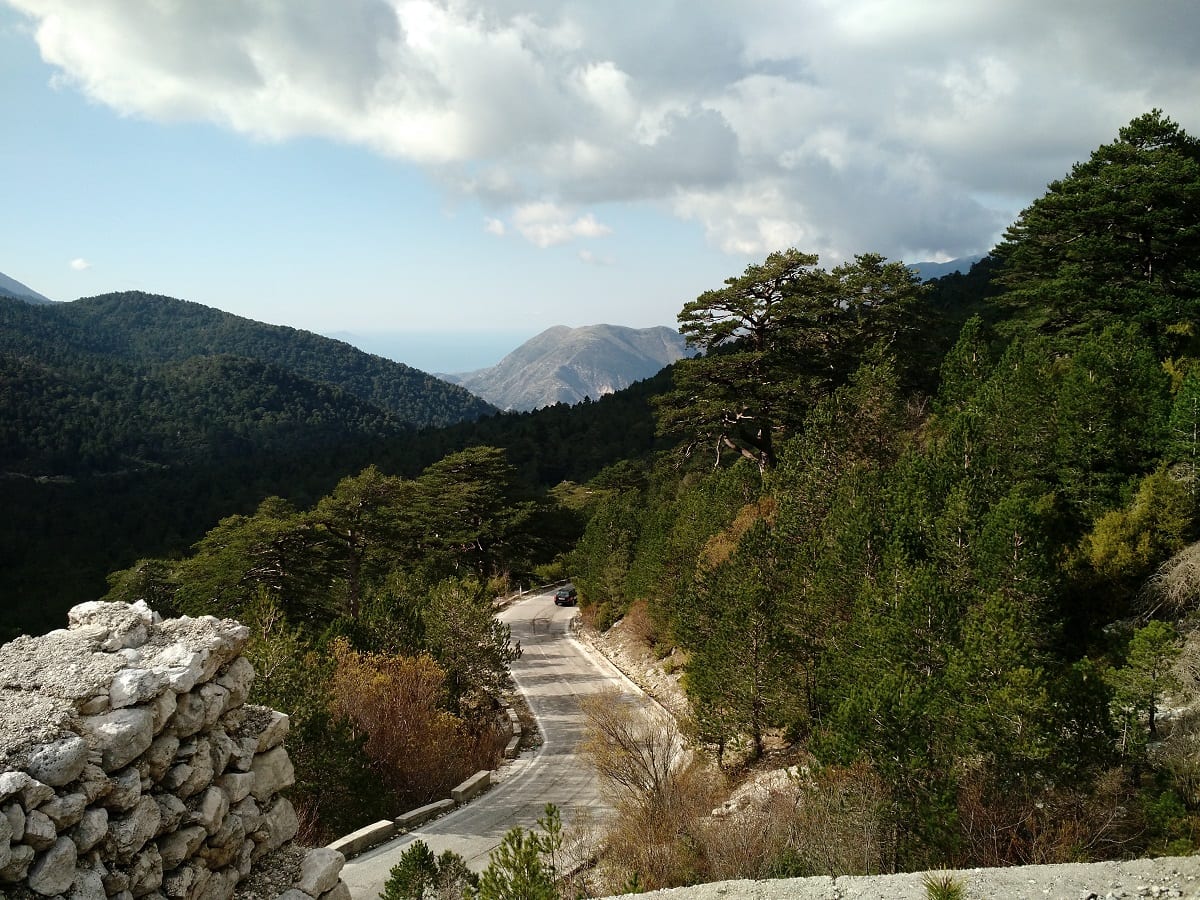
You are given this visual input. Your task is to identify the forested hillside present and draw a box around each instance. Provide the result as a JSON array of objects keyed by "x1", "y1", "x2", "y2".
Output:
[
  {"x1": 0, "y1": 290, "x2": 498, "y2": 636},
  {"x1": 0, "y1": 291, "x2": 495, "y2": 435},
  {"x1": 567, "y1": 110, "x2": 1200, "y2": 880}
]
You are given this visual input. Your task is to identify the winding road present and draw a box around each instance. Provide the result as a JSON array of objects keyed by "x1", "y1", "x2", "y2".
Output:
[{"x1": 341, "y1": 589, "x2": 642, "y2": 899}]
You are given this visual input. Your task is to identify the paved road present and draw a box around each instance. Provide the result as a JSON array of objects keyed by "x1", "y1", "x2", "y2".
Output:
[{"x1": 342, "y1": 590, "x2": 637, "y2": 899}]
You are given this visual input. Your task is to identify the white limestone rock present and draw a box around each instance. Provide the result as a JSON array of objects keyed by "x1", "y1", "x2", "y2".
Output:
[
  {"x1": 157, "y1": 824, "x2": 207, "y2": 871},
  {"x1": 0, "y1": 842, "x2": 35, "y2": 882},
  {"x1": 142, "y1": 735, "x2": 180, "y2": 783},
  {"x1": 199, "y1": 812, "x2": 246, "y2": 869},
  {"x1": 249, "y1": 747, "x2": 294, "y2": 802},
  {"x1": 79, "y1": 707, "x2": 155, "y2": 772},
  {"x1": 258, "y1": 797, "x2": 298, "y2": 855},
  {"x1": 199, "y1": 683, "x2": 230, "y2": 728},
  {"x1": 231, "y1": 797, "x2": 261, "y2": 837},
  {"x1": 107, "y1": 795, "x2": 162, "y2": 863},
  {"x1": 216, "y1": 772, "x2": 254, "y2": 804},
  {"x1": 110, "y1": 669, "x2": 169, "y2": 710},
  {"x1": 197, "y1": 865, "x2": 239, "y2": 900},
  {"x1": 0, "y1": 771, "x2": 32, "y2": 804},
  {"x1": 102, "y1": 767, "x2": 143, "y2": 812},
  {"x1": 25, "y1": 780, "x2": 56, "y2": 811},
  {"x1": 25, "y1": 735, "x2": 89, "y2": 787},
  {"x1": 254, "y1": 710, "x2": 290, "y2": 753},
  {"x1": 39, "y1": 791, "x2": 87, "y2": 829},
  {"x1": 127, "y1": 843, "x2": 163, "y2": 897},
  {"x1": 71, "y1": 807, "x2": 109, "y2": 853},
  {"x1": 168, "y1": 692, "x2": 206, "y2": 738},
  {"x1": 215, "y1": 657, "x2": 254, "y2": 710},
  {"x1": 209, "y1": 729, "x2": 235, "y2": 777},
  {"x1": 4, "y1": 800, "x2": 25, "y2": 841},
  {"x1": 23, "y1": 808, "x2": 58, "y2": 850},
  {"x1": 150, "y1": 689, "x2": 177, "y2": 734},
  {"x1": 152, "y1": 793, "x2": 187, "y2": 837},
  {"x1": 78, "y1": 764, "x2": 112, "y2": 804},
  {"x1": 28, "y1": 835, "x2": 78, "y2": 896},
  {"x1": 68, "y1": 865, "x2": 108, "y2": 900},
  {"x1": 176, "y1": 740, "x2": 215, "y2": 799},
  {"x1": 189, "y1": 785, "x2": 230, "y2": 835},
  {"x1": 297, "y1": 848, "x2": 345, "y2": 897}
]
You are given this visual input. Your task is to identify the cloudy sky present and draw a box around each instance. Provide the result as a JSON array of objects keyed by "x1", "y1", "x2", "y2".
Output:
[{"x1": 2, "y1": 1, "x2": 1198, "y2": 370}]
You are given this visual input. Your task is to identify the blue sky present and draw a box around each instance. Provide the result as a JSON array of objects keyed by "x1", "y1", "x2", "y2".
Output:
[{"x1": 3, "y1": 2, "x2": 1199, "y2": 372}]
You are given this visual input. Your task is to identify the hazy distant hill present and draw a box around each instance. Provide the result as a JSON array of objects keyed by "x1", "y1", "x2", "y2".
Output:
[
  {"x1": 0, "y1": 271, "x2": 54, "y2": 304},
  {"x1": 0, "y1": 291, "x2": 495, "y2": 431},
  {"x1": 445, "y1": 324, "x2": 692, "y2": 411},
  {"x1": 910, "y1": 255, "x2": 985, "y2": 281}
]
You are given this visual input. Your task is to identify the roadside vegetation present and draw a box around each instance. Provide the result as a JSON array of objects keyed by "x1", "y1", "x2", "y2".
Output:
[{"x1": 567, "y1": 110, "x2": 1200, "y2": 887}]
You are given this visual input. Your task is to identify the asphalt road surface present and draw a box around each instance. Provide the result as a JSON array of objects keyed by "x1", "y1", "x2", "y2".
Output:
[{"x1": 342, "y1": 589, "x2": 638, "y2": 899}]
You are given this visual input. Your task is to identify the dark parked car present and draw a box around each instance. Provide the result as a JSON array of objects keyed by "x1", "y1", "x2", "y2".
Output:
[{"x1": 554, "y1": 585, "x2": 578, "y2": 606}]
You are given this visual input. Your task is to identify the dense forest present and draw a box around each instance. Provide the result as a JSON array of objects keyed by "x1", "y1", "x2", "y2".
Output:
[
  {"x1": 3, "y1": 110, "x2": 1199, "y2": 883},
  {"x1": 568, "y1": 110, "x2": 1200, "y2": 877},
  {"x1": 0, "y1": 291, "x2": 659, "y2": 637}
]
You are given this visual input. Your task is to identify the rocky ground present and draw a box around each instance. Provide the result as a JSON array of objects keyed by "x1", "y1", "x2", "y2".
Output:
[{"x1": 604, "y1": 856, "x2": 1200, "y2": 899}]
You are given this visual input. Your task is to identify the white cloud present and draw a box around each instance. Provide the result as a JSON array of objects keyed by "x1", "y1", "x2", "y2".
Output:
[
  {"x1": 578, "y1": 249, "x2": 614, "y2": 266},
  {"x1": 9, "y1": 0, "x2": 1200, "y2": 261},
  {"x1": 512, "y1": 202, "x2": 612, "y2": 248},
  {"x1": 69, "y1": 257, "x2": 91, "y2": 270},
  {"x1": 483, "y1": 217, "x2": 506, "y2": 237}
]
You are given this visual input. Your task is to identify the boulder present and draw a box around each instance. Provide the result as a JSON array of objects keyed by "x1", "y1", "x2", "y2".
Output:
[
  {"x1": 215, "y1": 657, "x2": 255, "y2": 709},
  {"x1": 39, "y1": 791, "x2": 87, "y2": 829},
  {"x1": 69, "y1": 865, "x2": 108, "y2": 900},
  {"x1": 23, "y1": 808, "x2": 58, "y2": 850},
  {"x1": 107, "y1": 795, "x2": 162, "y2": 862},
  {"x1": 79, "y1": 708, "x2": 155, "y2": 772},
  {"x1": 127, "y1": 844, "x2": 163, "y2": 898},
  {"x1": 4, "y1": 800, "x2": 26, "y2": 840},
  {"x1": 168, "y1": 692, "x2": 206, "y2": 739},
  {"x1": 102, "y1": 767, "x2": 143, "y2": 812},
  {"x1": 25, "y1": 735, "x2": 89, "y2": 787},
  {"x1": 157, "y1": 825, "x2": 207, "y2": 871},
  {"x1": 0, "y1": 843, "x2": 36, "y2": 882},
  {"x1": 110, "y1": 669, "x2": 169, "y2": 710},
  {"x1": 189, "y1": 786, "x2": 229, "y2": 835},
  {"x1": 28, "y1": 835, "x2": 78, "y2": 896},
  {"x1": 71, "y1": 807, "x2": 109, "y2": 853},
  {"x1": 297, "y1": 848, "x2": 345, "y2": 897},
  {"x1": 249, "y1": 747, "x2": 294, "y2": 801}
]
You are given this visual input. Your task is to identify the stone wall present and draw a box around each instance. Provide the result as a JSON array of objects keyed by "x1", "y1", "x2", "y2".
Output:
[{"x1": 0, "y1": 601, "x2": 348, "y2": 900}]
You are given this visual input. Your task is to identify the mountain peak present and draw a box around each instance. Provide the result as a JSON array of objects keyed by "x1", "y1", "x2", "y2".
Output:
[{"x1": 446, "y1": 324, "x2": 692, "y2": 411}]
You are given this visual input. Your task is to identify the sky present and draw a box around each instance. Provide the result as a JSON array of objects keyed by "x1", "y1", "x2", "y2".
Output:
[{"x1": 2, "y1": 1, "x2": 1199, "y2": 372}]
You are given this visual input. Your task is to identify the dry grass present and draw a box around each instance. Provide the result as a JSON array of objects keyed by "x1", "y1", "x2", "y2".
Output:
[{"x1": 1142, "y1": 540, "x2": 1200, "y2": 617}]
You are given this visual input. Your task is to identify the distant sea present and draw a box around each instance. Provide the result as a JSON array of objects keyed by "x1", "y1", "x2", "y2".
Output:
[{"x1": 326, "y1": 329, "x2": 537, "y2": 376}]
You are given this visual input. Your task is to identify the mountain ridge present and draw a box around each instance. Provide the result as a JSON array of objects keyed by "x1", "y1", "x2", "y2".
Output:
[
  {"x1": 0, "y1": 270, "x2": 54, "y2": 304},
  {"x1": 0, "y1": 291, "x2": 496, "y2": 427}
]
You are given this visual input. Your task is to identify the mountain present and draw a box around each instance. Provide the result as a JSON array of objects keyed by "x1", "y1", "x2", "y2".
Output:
[
  {"x1": 909, "y1": 255, "x2": 985, "y2": 281},
  {"x1": 444, "y1": 324, "x2": 693, "y2": 411},
  {"x1": 0, "y1": 271, "x2": 54, "y2": 304},
  {"x1": 0, "y1": 291, "x2": 495, "y2": 431}
]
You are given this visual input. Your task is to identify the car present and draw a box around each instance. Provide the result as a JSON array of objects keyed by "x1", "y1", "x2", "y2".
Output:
[{"x1": 553, "y1": 585, "x2": 578, "y2": 606}]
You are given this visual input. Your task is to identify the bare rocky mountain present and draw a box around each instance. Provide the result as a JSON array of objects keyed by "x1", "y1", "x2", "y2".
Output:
[
  {"x1": 443, "y1": 324, "x2": 693, "y2": 411},
  {"x1": 0, "y1": 270, "x2": 54, "y2": 304}
]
